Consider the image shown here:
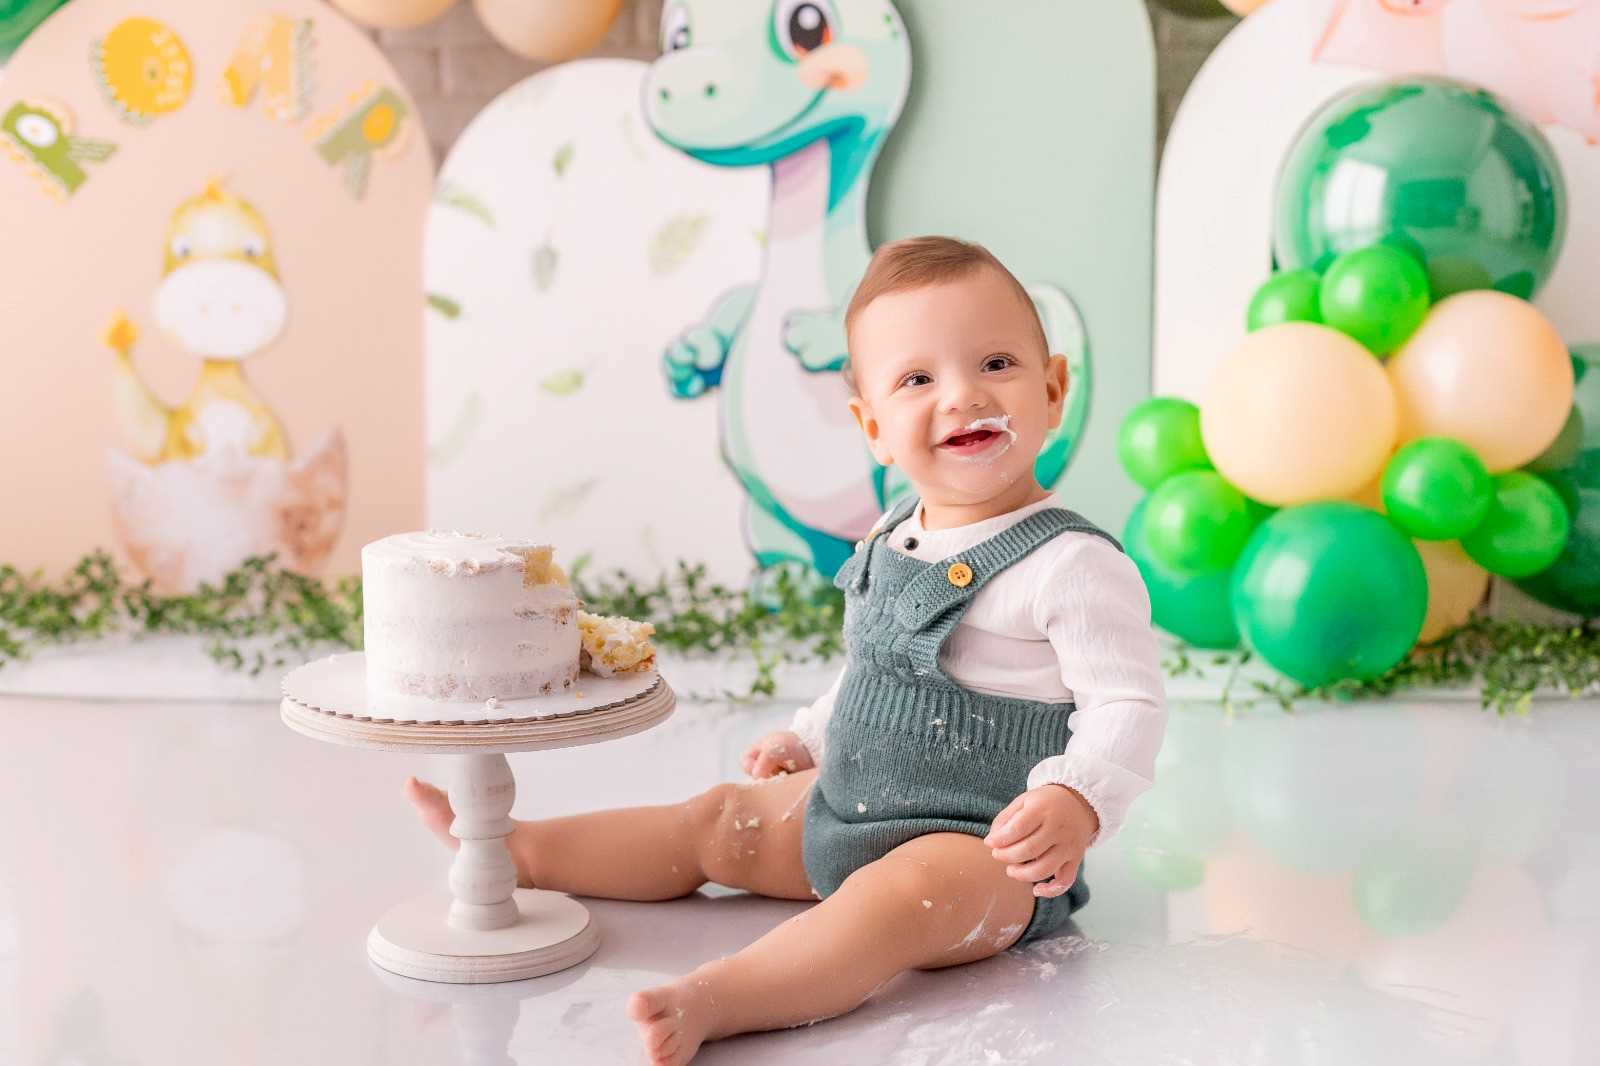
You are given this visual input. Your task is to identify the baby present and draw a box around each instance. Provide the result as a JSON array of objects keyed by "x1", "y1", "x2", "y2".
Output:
[{"x1": 406, "y1": 236, "x2": 1167, "y2": 1065}]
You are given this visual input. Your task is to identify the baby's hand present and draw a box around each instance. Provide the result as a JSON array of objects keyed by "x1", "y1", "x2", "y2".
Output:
[
  {"x1": 741, "y1": 730, "x2": 815, "y2": 780},
  {"x1": 984, "y1": 784, "x2": 1100, "y2": 899}
]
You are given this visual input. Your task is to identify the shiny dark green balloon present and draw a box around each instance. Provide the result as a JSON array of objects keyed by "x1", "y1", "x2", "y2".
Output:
[
  {"x1": 1232, "y1": 503, "x2": 1427, "y2": 688},
  {"x1": 1118, "y1": 397, "x2": 1210, "y2": 490},
  {"x1": 1248, "y1": 270, "x2": 1322, "y2": 331},
  {"x1": 1318, "y1": 245, "x2": 1431, "y2": 355},
  {"x1": 1275, "y1": 77, "x2": 1567, "y2": 302},
  {"x1": 0, "y1": 0, "x2": 67, "y2": 60},
  {"x1": 1381, "y1": 438, "x2": 1493, "y2": 541},
  {"x1": 1516, "y1": 345, "x2": 1600, "y2": 614},
  {"x1": 1460, "y1": 472, "x2": 1571, "y2": 578},
  {"x1": 1145, "y1": 470, "x2": 1256, "y2": 573},
  {"x1": 1124, "y1": 498, "x2": 1241, "y2": 650}
]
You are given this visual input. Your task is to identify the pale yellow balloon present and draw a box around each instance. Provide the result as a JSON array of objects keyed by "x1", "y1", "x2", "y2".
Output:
[
  {"x1": 1388, "y1": 292, "x2": 1575, "y2": 473},
  {"x1": 330, "y1": 0, "x2": 458, "y2": 30},
  {"x1": 1415, "y1": 540, "x2": 1490, "y2": 644},
  {"x1": 473, "y1": 0, "x2": 624, "y2": 62},
  {"x1": 1201, "y1": 323, "x2": 1398, "y2": 506}
]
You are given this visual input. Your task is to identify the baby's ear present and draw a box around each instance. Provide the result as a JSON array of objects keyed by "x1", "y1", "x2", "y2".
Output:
[
  {"x1": 848, "y1": 395, "x2": 894, "y2": 466},
  {"x1": 1044, "y1": 353, "x2": 1069, "y2": 429}
]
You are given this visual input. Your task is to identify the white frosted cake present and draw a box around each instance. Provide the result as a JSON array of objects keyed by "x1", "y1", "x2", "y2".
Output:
[{"x1": 362, "y1": 531, "x2": 581, "y2": 701}]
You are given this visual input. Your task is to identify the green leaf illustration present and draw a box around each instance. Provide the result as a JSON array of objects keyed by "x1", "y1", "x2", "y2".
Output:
[
  {"x1": 541, "y1": 369, "x2": 585, "y2": 396},
  {"x1": 649, "y1": 214, "x2": 710, "y2": 275},
  {"x1": 532, "y1": 244, "x2": 559, "y2": 291},
  {"x1": 538, "y1": 477, "x2": 600, "y2": 520},
  {"x1": 435, "y1": 181, "x2": 494, "y2": 226},
  {"x1": 426, "y1": 292, "x2": 462, "y2": 319},
  {"x1": 428, "y1": 392, "x2": 481, "y2": 467},
  {"x1": 553, "y1": 142, "x2": 574, "y2": 178}
]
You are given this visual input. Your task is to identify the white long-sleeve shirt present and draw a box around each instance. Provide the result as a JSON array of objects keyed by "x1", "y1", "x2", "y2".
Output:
[{"x1": 790, "y1": 497, "x2": 1167, "y2": 848}]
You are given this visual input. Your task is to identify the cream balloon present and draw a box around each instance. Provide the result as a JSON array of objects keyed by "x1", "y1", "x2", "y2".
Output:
[
  {"x1": 329, "y1": 0, "x2": 458, "y2": 30},
  {"x1": 1388, "y1": 292, "x2": 1575, "y2": 473},
  {"x1": 473, "y1": 0, "x2": 624, "y2": 62},
  {"x1": 1414, "y1": 539, "x2": 1490, "y2": 644},
  {"x1": 1201, "y1": 322, "x2": 1398, "y2": 506}
]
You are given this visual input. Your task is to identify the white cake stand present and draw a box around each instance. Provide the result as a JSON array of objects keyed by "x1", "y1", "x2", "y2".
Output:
[{"x1": 281, "y1": 652, "x2": 676, "y2": 984}]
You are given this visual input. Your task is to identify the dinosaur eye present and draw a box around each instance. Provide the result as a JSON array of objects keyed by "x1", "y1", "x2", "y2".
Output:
[
  {"x1": 171, "y1": 235, "x2": 192, "y2": 259},
  {"x1": 661, "y1": 4, "x2": 691, "y2": 52},
  {"x1": 774, "y1": 0, "x2": 835, "y2": 61},
  {"x1": 242, "y1": 236, "x2": 264, "y2": 258}
]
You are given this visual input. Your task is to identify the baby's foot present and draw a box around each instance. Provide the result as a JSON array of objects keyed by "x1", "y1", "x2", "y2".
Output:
[
  {"x1": 626, "y1": 972, "x2": 722, "y2": 1066},
  {"x1": 403, "y1": 777, "x2": 458, "y2": 851}
]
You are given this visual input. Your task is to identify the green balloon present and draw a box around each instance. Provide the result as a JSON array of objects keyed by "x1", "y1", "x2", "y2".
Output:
[
  {"x1": 0, "y1": 0, "x2": 67, "y2": 61},
  {"x1": 1318, "y1": 245, "x2": 1431, "y2": 355},
  {"x1": 1517, "y1": 345, "x2": 1600, "y2": 614},
  {"x1": 1516, "y1": 456, "x2": 1600, "y2": 615},
  {"x1": 1461, "y1": 471, "x2": 1571, "y2": 578},
  {"x1": 1117, "y1": 397, "x2": 1210, "y2": 490},
  {"x1": 1232, "y1": 503, "x2": 1427, "y2": 688},
  {"x1": 1145, "y1": 470, "x2": 1256, "y2": 573},
  {"x1": 1247, "y1": 270, "x2": 1322, "y2": 331},
  {"x1": 1124, "y1": 497, "x2": 1241, "y2": 650},
  {"x1": 1381, "y1": 438, "x2": 1493, "y2": 540},
  {"x1": 1526, "y1": 407, "x2": 1585, "y2": 474},
  {"x1": 1275, "y1": 77, "x2": 1567, "y2": 302}
]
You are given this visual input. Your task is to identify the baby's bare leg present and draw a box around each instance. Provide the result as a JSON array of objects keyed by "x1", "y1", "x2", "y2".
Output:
[
  {"x1": 404, "y1": 769, "x2": 817, "y2": 902},
  {"x1": 627, "y1": 831, "x2": 1036, "y2": 1065}
]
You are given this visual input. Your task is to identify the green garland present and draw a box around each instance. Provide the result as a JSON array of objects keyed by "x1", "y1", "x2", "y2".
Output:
[
  {"x1": 1165, "y1": 616, "x2": 1600, "y2": 716},
  {"x1": 1, "y1": 553, "x2": 1595, "y2": 712},
  {"x1": 570, "y1": 557, "x2": 845, "y2": 699},
  {"x1": 0, "y1": 552, "x2": 362, "y2": 677}
]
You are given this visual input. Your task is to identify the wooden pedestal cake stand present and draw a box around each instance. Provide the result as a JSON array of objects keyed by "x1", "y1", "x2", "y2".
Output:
[{"x1": 281, "y1": 652, "x2": 675, "y2": 984}]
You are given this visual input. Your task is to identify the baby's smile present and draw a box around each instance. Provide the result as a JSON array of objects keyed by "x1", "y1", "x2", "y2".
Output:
[{"x1": 935, "y1": 415, "x2": 1018, "y2": 464}]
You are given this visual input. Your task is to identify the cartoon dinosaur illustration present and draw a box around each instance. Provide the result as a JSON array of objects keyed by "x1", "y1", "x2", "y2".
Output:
[
  {"x1": 645, "y1": 0, "x2": 1091, "y2": 585},
  {"x1": 102, "y1": 179, "x2": 346, "y2": 592},
  {"x1": 106, "y1": 180, "x2": 291, "y2": 462}
]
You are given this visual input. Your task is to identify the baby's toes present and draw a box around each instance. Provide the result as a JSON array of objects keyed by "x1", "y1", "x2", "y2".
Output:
[{"x1": 403, "y1": 777, "x2": 458, "y2": 850}]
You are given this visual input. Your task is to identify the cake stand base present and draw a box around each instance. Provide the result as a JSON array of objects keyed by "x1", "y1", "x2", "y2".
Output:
[{"x1": 367, "y1": 888, "x2": 600, "y2": 984}]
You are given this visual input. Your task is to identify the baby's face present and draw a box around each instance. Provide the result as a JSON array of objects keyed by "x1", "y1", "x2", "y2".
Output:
[{"x1": 847, "y1": 268, "x2": 1067, "y2": 508}]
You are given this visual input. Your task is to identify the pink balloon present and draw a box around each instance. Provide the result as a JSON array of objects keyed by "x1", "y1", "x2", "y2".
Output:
[
  {"x1": 329, "y1": 0, "x2": 458, "y2": 31},
  {"x1": 473, "y1": 0, "x2": 624, "y2": 62},
  {"x1": 1201, "y1": 323, "x2": 1398, "y2": 506},
  {"x1": 1387, "y1": 292, "x2": 1575, "y2": 473}
]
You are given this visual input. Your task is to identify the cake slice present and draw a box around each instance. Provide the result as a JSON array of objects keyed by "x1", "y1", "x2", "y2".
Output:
[{"x1": 578, "y1": 611, "x2": 657, "y2": 677}]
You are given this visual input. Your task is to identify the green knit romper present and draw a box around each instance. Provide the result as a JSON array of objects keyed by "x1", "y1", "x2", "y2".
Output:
[{"x1": 801, "y1": 495, "x2": 1122, "y2": 949}]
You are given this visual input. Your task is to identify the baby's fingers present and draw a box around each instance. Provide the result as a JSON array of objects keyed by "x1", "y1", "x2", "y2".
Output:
[
  {"x1": 986, "y1": 808, "x2": 1043, "y2": 851},
  {"x1": 990, "y1": 826, "x2": 1050, "y2": 865},
  {"x1": 1034, "y1": 878, "x2": 1072, "y2": 899},
  {"x1": 1006, "y1": 844, "x2": 1064, "y2": 883}
]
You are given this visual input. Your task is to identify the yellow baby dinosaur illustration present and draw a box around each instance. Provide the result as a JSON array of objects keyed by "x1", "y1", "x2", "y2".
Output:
[{"x1": 104, "y1": 179, "x2": 289, "y2": 464}]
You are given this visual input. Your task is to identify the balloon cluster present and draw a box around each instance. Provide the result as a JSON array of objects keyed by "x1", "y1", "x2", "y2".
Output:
[
  {"x1": 329, "y1": 0, "x2": 623, "y2": 63},
  {"x1": 1122, "y1": 77, "x2": 1591, "y2": 690}
]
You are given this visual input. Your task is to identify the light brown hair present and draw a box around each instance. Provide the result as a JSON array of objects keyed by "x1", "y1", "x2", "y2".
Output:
[{"x1": 841, "y1": 236, "x2": 1047, "y2": 394}]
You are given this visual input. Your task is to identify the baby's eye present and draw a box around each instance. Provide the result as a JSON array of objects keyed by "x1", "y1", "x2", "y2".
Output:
[
  {"x1": 900, "y1": 371, "x2": 932, "y2": 388},
  {"x1": 983, "y1": 354, "x2": 1016, "y2": 373}
]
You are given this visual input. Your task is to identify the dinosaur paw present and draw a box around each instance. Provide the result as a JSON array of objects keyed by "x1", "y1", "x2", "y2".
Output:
[
  {"x1": 782, "y1": 308, "x2": 848, "y2": 373},
  {"x1": 662, "y1": 324, "x2": 726, "y2": 398}
]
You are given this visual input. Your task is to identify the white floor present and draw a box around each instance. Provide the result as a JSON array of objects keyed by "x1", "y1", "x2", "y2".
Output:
[{"x1": 1, "y1": 679, "x2": 1596, "y2": 1065}]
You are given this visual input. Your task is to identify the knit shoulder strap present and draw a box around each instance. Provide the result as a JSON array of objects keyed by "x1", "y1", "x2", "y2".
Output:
[
  {"x1": 833, "y1": 493, "x2": 922, "y2": 594},
  {"x1": 893, "y1": 507, "x2": 1119, "y2": 633}
]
